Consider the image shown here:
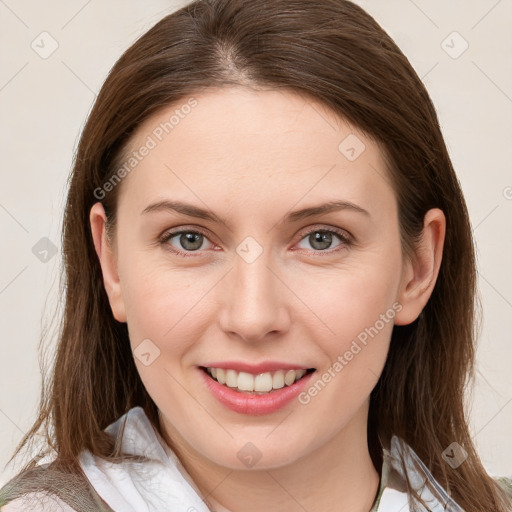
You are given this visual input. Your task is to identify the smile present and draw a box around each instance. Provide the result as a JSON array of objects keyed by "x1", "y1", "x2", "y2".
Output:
[
  {"x1": 198, "y1": 365, "x2": 317, "y2": 415},
  {"x1": 201, "y1": 367, "x2": 315, "y2": 394}
]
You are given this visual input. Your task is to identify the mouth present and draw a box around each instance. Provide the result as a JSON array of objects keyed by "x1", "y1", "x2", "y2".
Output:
[{"x1": 199, "y1": 366, "x2": 316, "y2": 395}]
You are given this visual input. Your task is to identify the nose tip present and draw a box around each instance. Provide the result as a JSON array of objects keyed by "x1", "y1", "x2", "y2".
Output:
[{"x1": 217, "y1": 258, "x2": 290, "y2": 343}]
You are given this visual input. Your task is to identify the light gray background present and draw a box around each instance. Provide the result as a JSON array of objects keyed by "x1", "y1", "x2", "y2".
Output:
[{"x1": 0, "y1": 0, "x2": 511, "y2": 486}]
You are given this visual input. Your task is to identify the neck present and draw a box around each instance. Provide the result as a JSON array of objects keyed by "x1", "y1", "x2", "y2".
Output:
[{"x1": 163, "y1": 403, "x2": 381, "y2": 512}]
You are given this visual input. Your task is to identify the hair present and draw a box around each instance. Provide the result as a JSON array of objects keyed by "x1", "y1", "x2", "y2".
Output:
[{"x1": 1, "y1": 0, "x2": 510, "y2": 511}]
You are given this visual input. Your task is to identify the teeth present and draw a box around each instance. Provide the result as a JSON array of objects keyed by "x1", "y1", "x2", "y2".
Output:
[
  {"x1": 216, "y1": 368, "x2": 226, "y2": 384},
  {"x1": 273, "y1": 370, "x2": 285, "y2": 390},
  {"x1": 206, "y1": 367, "x2": 309, "y2": 394},
  {"x1": 284, "y1": 369, "x2": 298, "y2": 386},
  {"x1": 225, "y1": 369, "x2": 238, "y2": 388}
]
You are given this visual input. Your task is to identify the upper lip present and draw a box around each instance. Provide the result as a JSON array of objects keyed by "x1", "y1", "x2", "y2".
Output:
[{"x1": 200, "y1": 361, "x2": 314, "y2": 375}]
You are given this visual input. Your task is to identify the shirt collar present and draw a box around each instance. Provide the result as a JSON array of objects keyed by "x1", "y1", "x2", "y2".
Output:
[{"x1": 80, "y1": 406, "x2": 463, "y2": 512}]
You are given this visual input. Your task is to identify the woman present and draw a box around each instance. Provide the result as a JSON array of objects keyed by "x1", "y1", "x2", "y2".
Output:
[{"x1": 1, "y1": 0, "x2": 510, "y2": 510}]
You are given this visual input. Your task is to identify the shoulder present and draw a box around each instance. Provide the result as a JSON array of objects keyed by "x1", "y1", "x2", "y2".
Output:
[
  {"x1": 0, "y1": 461, "x2": 113, "y2": 512},
  {"x1": 2, "y1": 492, "x2": 76, "y2": 511},
  {"x1": 496, "y1": 476, "x2": 512, "y2": 500}
]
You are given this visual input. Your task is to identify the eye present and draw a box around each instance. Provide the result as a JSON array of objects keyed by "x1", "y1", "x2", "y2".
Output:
[
  {"x1": 295, "y1": 227, "x2": 352, "y2": 253},
  {"x1": 159, "y1": 225, "x2": 352, "y2": 258},
  {"x1": 159, "y1": 229, "x2": 216, "y2": 257}
]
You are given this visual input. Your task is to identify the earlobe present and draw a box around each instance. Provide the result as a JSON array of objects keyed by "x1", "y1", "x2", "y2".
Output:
[
  {"x1": 89, "y1": 202, "x2": 127, "y2": 323},
  {"x1": 394, "y1": 208, "x2": 446, "y2": 326}
]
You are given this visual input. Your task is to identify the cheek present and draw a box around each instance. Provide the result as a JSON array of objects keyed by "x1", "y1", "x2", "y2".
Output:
[
  {"x1": 289, "y1": 252, "x2": 401, "y2": 399},
  {"x1": 294, "y1": 268, "x2": 398, "y2": 424},
  {"x1": 118, "y1": 253, "x2": 217, "y2": 358},
  {"x1": 295, "y1": 259, "x2": 400, "y2": 339},
  {"x1": 119, "y1": 262, "x2": 209, "y2": 405}
]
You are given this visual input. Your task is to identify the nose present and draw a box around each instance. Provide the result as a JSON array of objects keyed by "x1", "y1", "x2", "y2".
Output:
[{"x1": 217, "y1": 251, "x2": 291, "y2": 343}]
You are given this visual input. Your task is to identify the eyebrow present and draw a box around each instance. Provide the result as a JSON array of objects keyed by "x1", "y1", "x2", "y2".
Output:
[{"x1": 141, "y1": 199, "x2": 370, "y2": 228}]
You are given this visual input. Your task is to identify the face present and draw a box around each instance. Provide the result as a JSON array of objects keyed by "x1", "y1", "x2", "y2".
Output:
[{"x1": 92, "y1": 86, "x2": 430, "y2": 471}]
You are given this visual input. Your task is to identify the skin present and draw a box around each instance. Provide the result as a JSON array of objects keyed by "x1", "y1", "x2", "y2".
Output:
[{"x1": 90, "y1": 86, "x2": 445, "y2": 512}]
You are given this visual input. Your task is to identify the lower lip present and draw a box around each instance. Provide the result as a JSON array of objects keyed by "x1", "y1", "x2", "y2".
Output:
[{"x1": 198, "y1": 367, "x2": 315, "y2": 416}]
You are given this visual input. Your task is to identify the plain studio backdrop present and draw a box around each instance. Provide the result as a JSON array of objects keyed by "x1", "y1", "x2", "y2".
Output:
[{"x1": 0, "y1": 0, "x2": 511, "y2": 487}]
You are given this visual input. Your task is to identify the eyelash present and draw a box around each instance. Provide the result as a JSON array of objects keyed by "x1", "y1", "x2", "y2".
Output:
[{"x1": 158, "y1": 225, "x2": 353, "y2": 258}]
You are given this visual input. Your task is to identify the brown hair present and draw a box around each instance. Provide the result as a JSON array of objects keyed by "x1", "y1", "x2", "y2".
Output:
[{"x1": 2, "y1": 0, "x2": 510, "y2": 510}]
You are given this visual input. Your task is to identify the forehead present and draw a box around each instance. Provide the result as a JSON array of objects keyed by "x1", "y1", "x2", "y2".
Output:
[{"x1": 116, "y1": 86, "x2": 394, "y2": 214}]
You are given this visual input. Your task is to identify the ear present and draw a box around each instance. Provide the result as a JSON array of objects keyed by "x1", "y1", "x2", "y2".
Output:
[
  {"x1": 90, "y1": 202, "x2": 127, "y2": 323},
  {"x1": 394, "y1": 208, "x2": 446, "y2": 326}
]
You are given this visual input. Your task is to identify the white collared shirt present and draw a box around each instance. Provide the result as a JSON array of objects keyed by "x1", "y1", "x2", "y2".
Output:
[
  {"x1": 78, "y1": 407, "x2": 465, "y2": 511},
  {"x1": 1, "y1": 406, "x2": 478, "y2": 511}
]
